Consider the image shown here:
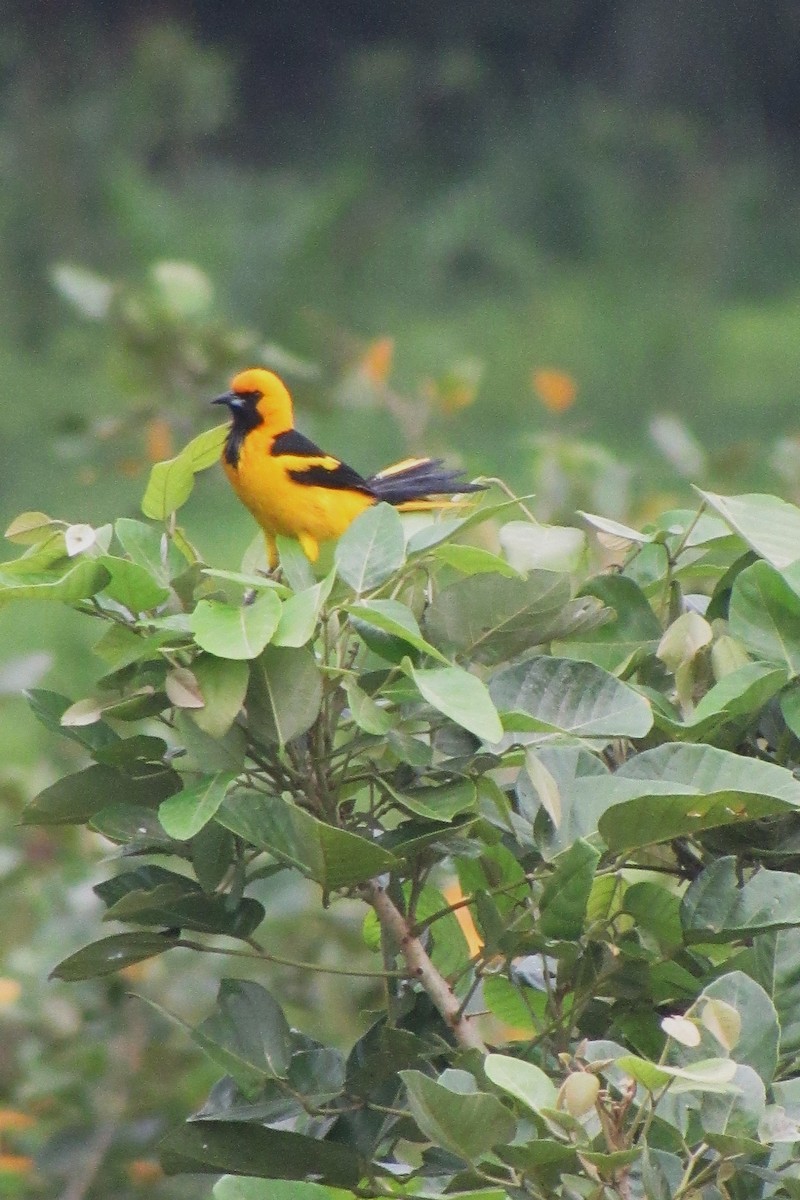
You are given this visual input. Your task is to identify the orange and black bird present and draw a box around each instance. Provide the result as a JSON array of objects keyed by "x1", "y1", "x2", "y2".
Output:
[{"x1": 212, "y1": 368, "x2": 485, "y2": 566}]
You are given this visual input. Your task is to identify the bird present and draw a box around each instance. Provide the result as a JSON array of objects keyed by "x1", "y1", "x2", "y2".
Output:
[{"x1": 212, "y1": 367, "x2": 485, "y2": 567}]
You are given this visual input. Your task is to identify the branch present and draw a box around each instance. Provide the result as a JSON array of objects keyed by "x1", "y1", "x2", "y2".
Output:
[{"x1": 363, "y1": 880, "x2": 487, "y2": 1054}]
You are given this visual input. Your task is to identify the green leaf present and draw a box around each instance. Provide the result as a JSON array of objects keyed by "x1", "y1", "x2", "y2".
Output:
[
  {"x1": 553, "y1": 575, "x2": 661, "y2": 671},
  {"x1": 484, "y1": 1053, "x2": 558, "y2": 1114},
  {"x1": 434, "y1": 542, "x2": 521, "y2": 577},
  {"x1": 490, "y1": 656, "x2": 653, "y2": 739},
  {"x1": 191, "y1": 655, "x2": 249, "y2": 738},
  {"x1": 214, "y1": 1179, "x2": 355, "y2": 1200},
  {"x1": 273, "y1": 571, "x2": 335, "y2": 647},
  {"x1": 425, "y1": 570, "x2": 599, "y2": 664},
  {"x1": 399, "y1": 1069, "x2": 516, "y2": 1162},
  {"x1": 192, "y1": 821, "x2": 236, "y2": 893},
  {"x1": 246, "y1": 646, "x2": 323, "y2": 745},
  {"x1": 615, "y1": 1055, "x2": 738, "y2": 1094},
  {"x1": 334, "y1": 503, "x2": 405, "y2": 593},
  {"x1": 275, "y1": 535, "x2": 316, "y2": 591},
  {"x1": 683, "y1": 662, "x2": 788, "y2": 734},
  {"x1": 696, "y1": 972, "x2": 779, "y2": 1086},
  {"x1": 175, "y1": 711, "x2": 246, "y2": 773},
  {"x1": 345, "y1": 599, "x2": 449, "y2": 663},
  {"x1": 579, "y1": 511, "x2": 654, "y2": 545},
  {"x1": 682, "y1": 857, "x2": 800, "y2": 941},
  {"x1": 409, "y1": 664, "x2": 503, "y2": 742},
  {"x1": 103, "y1": 885, "x2": 263, "y2": 939},
  {"x1": 517, "y1": 744, "x2": 609, "y2": 858},
  {"x1": 159, "y1": 772, "x2": 239, "y2": 840},
  {"x1": 598, "y1": 743, "x2": 800, "y2": 850},
  {"x1": 97, "y1": 555, "x2": 170, "y2": 611},
  {"x1": 729, "y1": 560, "x2": 800, "y2": 674},
  {"x1": 0, "y1": 559, "x2": 110, "y2": 606},
  {"x1": 623, "y1": 883, "x2": 683, "y2": 949},
  {"x1": 195, "y1": 979, "x2": 292, "y2": 1086},
  {"x1": 27, "y1": 688, "x2": 120, "y2": 751},
  {"x1": 539, "y1": 839, "x2": 600, "y2": 939},
  {"x1": 697, "y1": 490, "x2": 800, "y2": 569},
  {"x1": 383, "y1": 779, "x2": 477, "y2": 822},
  {"x1": 141, "y1": 425, "x2": 227, "y2": 519},
  {"x1": 50, "y1": 932, "x2": 178, "y2": 980},
  {"x1": 499, "y1": 521, "x2": 587, "y2": 573},
  {"x1": 700, "y1": 1064, "x2": 766, "y2": 1141},
  {"x1": 22, "y1": 762, "x2": 180, "y2": 825},
  {"x1": 4, "y1": 510, "x2": 62, "y2": 545},
  {"x1": 141, "y1": 458, "x2": 194, "y2": 522},
  {"x1": 192, "y1": 591, "x2": 282, "y2": 660},
  {"x1": 753, "y1": 928, "x2": 800, "y2": 1068},
  {"x1": 343, "y1": 678, "x2": 393, "y2": 734},
  {"x1": 483, "y1": 977, "x2": 544, "y2": 1032},
  {"x1": 218, "y1": 791, "x2": 398, "y2": 889},
  {"x1": 115, "y1": 517, "x2": 183, "y2": 583},
  {"x1": 159, "y1": 1122, "x2": 363, "y2": 1187}
]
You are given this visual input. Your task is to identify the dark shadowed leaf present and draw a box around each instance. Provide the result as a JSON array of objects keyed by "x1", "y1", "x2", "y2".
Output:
[
  {"x1": 553, "y1": 574, "x2": 662, "y2": 671},
  {"x1": 160, "y1": 1121, "x2": 363, "y2": 1186},
  {"x1": 682, "y1": 857, "x2": 800, "y2": 942},
  {"x1": 194, "y1": 980, "x2": 293, "y2": 1086},
  {"x1": 424, "y1": 570, "x2": 573, "y2": 664},
  {"x1": 50, "y1": 932, "x2": 178, "y2": 980},
  {"x1": 539, "y1": 839, "x2": 600, "y2": 939},
  {"x1": 22, "y1": 762, "x2": 180, "y2": 825},
  {"x1": 218, "y1": 791, "x2": 397, "y2": 889}
]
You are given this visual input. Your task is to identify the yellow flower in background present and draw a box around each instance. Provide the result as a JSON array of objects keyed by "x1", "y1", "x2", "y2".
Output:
[
  {"x1": 0, "y1": 979, "x2": 21, "y2": 1008},
  {"x1": 359, "y1": 336, "x2": 395, "y2": 386},
  {"x1": 0, "y1": 1112, "x2": 35, "y2": 1133},
  {"x1": 126, "y1": 1159, "x2": 164, "y2": 1185},
  {"x1": 145, "y1": 416, "x2": 174, "y2": 462},
  {"x1": 532, "y1": 368, "x2": 577, "y2": 413},
  {"x1": 0, "y1": 1154, "x2": 33, "y2": 1176}
]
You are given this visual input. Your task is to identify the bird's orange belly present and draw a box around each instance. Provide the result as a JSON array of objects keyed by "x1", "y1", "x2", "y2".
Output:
[{"x1": 223, "y1": 451, "x2": 374, "y2": 543}]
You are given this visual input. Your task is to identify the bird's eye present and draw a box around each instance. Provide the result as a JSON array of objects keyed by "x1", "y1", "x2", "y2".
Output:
[{"x1": 234, "y1": 389, "x2": 262, "y2": 403}]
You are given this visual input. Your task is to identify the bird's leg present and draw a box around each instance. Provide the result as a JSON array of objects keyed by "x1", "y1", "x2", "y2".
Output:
[{"x1": 297, "y1": 532, "x2": 320, "y2": 562}]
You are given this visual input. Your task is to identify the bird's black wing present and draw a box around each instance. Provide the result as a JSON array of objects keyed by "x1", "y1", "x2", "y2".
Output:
[{"x1": 272, "y1": 429, "x2": 375, "y2": 494}]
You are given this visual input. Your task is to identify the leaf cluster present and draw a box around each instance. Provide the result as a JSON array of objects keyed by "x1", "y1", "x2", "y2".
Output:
[{"x1": 11, "y1": 473, "x2": 800, "y2": 1198}]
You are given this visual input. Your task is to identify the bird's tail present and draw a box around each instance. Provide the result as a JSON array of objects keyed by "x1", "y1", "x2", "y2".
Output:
[{"x1": 367, "y1": 457, "x2": 486, "y2": 509}]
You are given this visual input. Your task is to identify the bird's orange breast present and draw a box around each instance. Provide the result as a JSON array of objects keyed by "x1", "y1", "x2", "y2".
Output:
[{"x1": 223, "y1": 424, "x2": 374, "y2": 542}]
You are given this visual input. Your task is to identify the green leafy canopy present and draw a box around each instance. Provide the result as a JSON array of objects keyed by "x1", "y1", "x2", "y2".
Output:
[{"x1": 13, "y1": 479, "x2": 800, "y2": 1196}]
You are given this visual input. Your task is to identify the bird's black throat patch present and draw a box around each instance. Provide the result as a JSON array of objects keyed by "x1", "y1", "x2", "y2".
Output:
[{"x1": 223, "y1": 395, "x2": 263, "y2": 467}]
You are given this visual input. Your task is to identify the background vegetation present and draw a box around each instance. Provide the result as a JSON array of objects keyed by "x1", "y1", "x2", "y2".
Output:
[{"x1": 4, "y1": 3, "x2": 800, "y2": 1195}]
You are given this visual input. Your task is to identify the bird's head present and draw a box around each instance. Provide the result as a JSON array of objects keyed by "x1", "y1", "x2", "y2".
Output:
[{"x1": 212, "y1": 368, "x2": 294, "y2": 434}]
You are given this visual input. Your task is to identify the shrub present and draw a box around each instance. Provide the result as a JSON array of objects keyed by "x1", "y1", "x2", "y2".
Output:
[{"x1": 9, "y1": 450, "x2": 800, "y2": 1198}]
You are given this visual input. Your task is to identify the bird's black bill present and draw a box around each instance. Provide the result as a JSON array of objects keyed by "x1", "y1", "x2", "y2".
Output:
[{"x1": 211, "y1": 391, "x2": 241, "y2": 410}]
